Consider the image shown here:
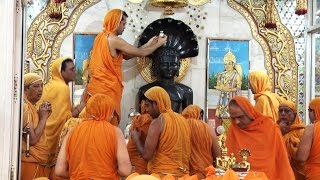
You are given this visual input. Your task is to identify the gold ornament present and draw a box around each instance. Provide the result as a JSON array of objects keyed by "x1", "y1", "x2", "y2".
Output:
[
  {"x1": 265, "y1": 0, "x2": 276, "y2": 29},
  {"x1": 187, "y1": 0, "x2": 209, "y2": 6},
  {"x1": 295, "y1": 0, "x2": 307, "y2": 15},
  {"x1": 149, "y1": 0, "x2": 188, "y2": 15}
]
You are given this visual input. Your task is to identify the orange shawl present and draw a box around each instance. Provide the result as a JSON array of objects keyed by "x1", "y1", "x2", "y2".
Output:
[
  {"x1": 279, "y1": 101, "x2": 305, "y2": 179},
  {"x1": 304, "y1": 98, "x2": 320, "y2": 179},
  {"x1": 226, "y1": 96, "x2": 294, "y2": 180},
  {"x1": 66, "y1": 94, "x2": 119, "y2": 179},
  {"x1": 145, "y1": 86, "x2": 191, "y2": 177},
  {"x1": 127, "y1": 101, "x2": 152, "y2": 174},
  {"x1": 182, "y1": 105, "x2": 213, "y2": 179},
  {"x1": 249, "y1": 71, "x2": 284, "y2": 122},
  {"x1": 39, "y1": 57, "x2": 72, "y2": 166},
  {"x1": 21, "y1": 98, "x2": 49, "y2": 164},
  {"x1": 86, "y1": 9, "x2": 124, "y2": 126}
]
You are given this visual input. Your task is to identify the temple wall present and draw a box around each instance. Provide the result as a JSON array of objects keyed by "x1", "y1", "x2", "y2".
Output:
[{"x1": 57, "y1": 0, "x2": 265, "y2": 129}]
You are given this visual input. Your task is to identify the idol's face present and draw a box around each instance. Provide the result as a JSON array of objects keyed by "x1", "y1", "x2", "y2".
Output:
[
  {"x1": 224, "y1": 61, "x2": 234, "y2": 72},
  {"x1": 159, "y1": 56, "x2": 179, "y2": 79}
]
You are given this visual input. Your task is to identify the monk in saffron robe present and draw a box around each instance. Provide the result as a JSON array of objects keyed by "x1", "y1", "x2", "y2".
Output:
[
  {"x1": 85, "y1": 9, "x2": 167, "y2": 126},
  {"x1": 277, "y1": 100, "x2": 305, "y2": 180},
  {"x1": 55, "y1": 94, "x2": 132, "y2": 179},
  {"x1": 297, "y1": 98, "x2": 320, "y2": 179},
  {"x1": 226, "y1": 96, "x2": 295, "y2": 180},
  {"x1": 131, "y1": 86, "x2": 191, "y2": 178},
  {"x1": 39, "y1": 57, "x2": 85, "y2": 179},
  {"x1": 21, "y1": 73, "x2": 52, "y2": 179},
  {"x1": 49, "y1": 108, "x2": 87, "y2": 180},
  {"x1": 181, "y1": 105, "x2": 221, "y2": 179},
  {"x1": 127, "y1": 100, "x2": 152, "y2": 174},
  {"x1": 248, "y1": 71, "x2": 284, "y2": 122}
]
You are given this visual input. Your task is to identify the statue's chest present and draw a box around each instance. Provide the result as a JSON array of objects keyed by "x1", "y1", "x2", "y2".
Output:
[{"x1": 162, "y1": 86, "x2": 183, "y2": 102}]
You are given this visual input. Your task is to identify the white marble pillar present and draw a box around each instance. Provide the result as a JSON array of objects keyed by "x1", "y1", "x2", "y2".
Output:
[{"x1": 0, "y1": 0, "x2": 23, "y2": 179}]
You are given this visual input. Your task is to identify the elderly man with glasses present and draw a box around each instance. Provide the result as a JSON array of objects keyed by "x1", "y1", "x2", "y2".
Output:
[{"x1": 277, "y1": 100, "x2": 305, "y2": 180}]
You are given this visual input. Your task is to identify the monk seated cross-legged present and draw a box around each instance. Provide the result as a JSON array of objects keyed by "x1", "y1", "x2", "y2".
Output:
[
  {"x1": 55, "y1": 94, "x2": 132, "y2": 179},
  {"x1": 181, "y1": 105, "x2": 221, "y2": 179},
  {"x1": 131, "y1": 86, "x2": 191, "y2": 178},
  {"x1": 127, "y1": 100, "x2": 152, "y2": 174}
]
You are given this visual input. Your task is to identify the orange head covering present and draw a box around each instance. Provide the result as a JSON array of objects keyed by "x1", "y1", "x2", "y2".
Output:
[
  {"x1": 51, "y1": 56, "x2": 72, "y2": 82},
  {"x1": 248, "y1": 71, "x2": 272, "y2": 94},
  {"x1": 86, "y1": 94, "x2": 115, "y2": 121},
  {"x1": 103, "y1": 9, "x2": 123, "y2": 33},
  {"x1": 279, "y1": 100, "x2": 297, "y2": 113},
  {"x1": 309, "y1": 97, "x2": 320, "y2": 123},
  {"x1": 79, "y1": 107, "x2": 86, "y2": 118},
  {"x1": 229, "y1": 96, "x2": 262, "y2": 120},
  {"x1": 181, "y1": 105, "x2": 202, "y2": 120},
  {"x1": 24, "y1": 73, "x2": 42, "y2": 86},
  {"x1": 144, "y1": 86, "x2": 172, "y2": 113}
]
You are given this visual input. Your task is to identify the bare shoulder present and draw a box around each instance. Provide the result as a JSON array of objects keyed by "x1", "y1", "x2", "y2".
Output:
[
  {"x1": 149, "y1": 115, "x2": 163, "y2": 131},
  {"x1": 114, "y1": 126, "x2": 124, "y2": 135},
  {"x1": 108, "y1": 34, "x2": 125, "y2": 44}
]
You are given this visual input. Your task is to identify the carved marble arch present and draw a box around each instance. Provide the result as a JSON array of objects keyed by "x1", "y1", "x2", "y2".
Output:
[
  {"x1": 227, "y1": 0, "x2": 298, "y2": 101},
  {"x1": 26, "y1": 0, "x2": 101, "y2": 83},
  {"x1": 26, "y1": 0, "x2": 298, "y2": 101}
]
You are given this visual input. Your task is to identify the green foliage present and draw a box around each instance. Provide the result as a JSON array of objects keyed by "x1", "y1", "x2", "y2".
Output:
[
  {"x1": 241, "y1": 74, "x2": 249, "y2": 90},
  {"x1": 75, "y1": 68, "x2": 83, "y2": 85},
  {"x1": 209, "y1": 73, "x2": 217, "y2": 89}
]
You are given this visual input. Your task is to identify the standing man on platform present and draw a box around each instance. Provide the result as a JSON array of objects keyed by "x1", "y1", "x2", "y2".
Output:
[{"x1": 85, "y1": 9, "x2": 167, "y2": 126}]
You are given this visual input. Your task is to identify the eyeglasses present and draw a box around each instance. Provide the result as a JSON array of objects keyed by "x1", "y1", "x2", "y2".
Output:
[{"x1": 308, "y1": 108, "x2": 314, "y2": 112}]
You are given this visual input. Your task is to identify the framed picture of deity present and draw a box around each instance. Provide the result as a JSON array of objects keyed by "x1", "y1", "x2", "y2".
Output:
[
  {"x1": 205, "y1": 38, "x2": 250, "y2": 130},
  {"x1": 72, "y1": 32, "x2": 97, "y2": 106}
]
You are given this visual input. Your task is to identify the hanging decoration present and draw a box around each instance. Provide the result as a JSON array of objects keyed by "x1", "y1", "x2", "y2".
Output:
[
  {"x1": 265, "y1": 0, "x2": 276, "y2": 29},
  {"x1": 295, "y1": 0, "x2": 307, "y2": 15},
  {"x1": 48, "y1": 0, "x2": 66, "y2": 20},
  {"x1": 149, "y1": 0, "x2": 188, "y2": 15},
  {"x1": 187, "y1": 0, "x2": 210, "y2": 6}
]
